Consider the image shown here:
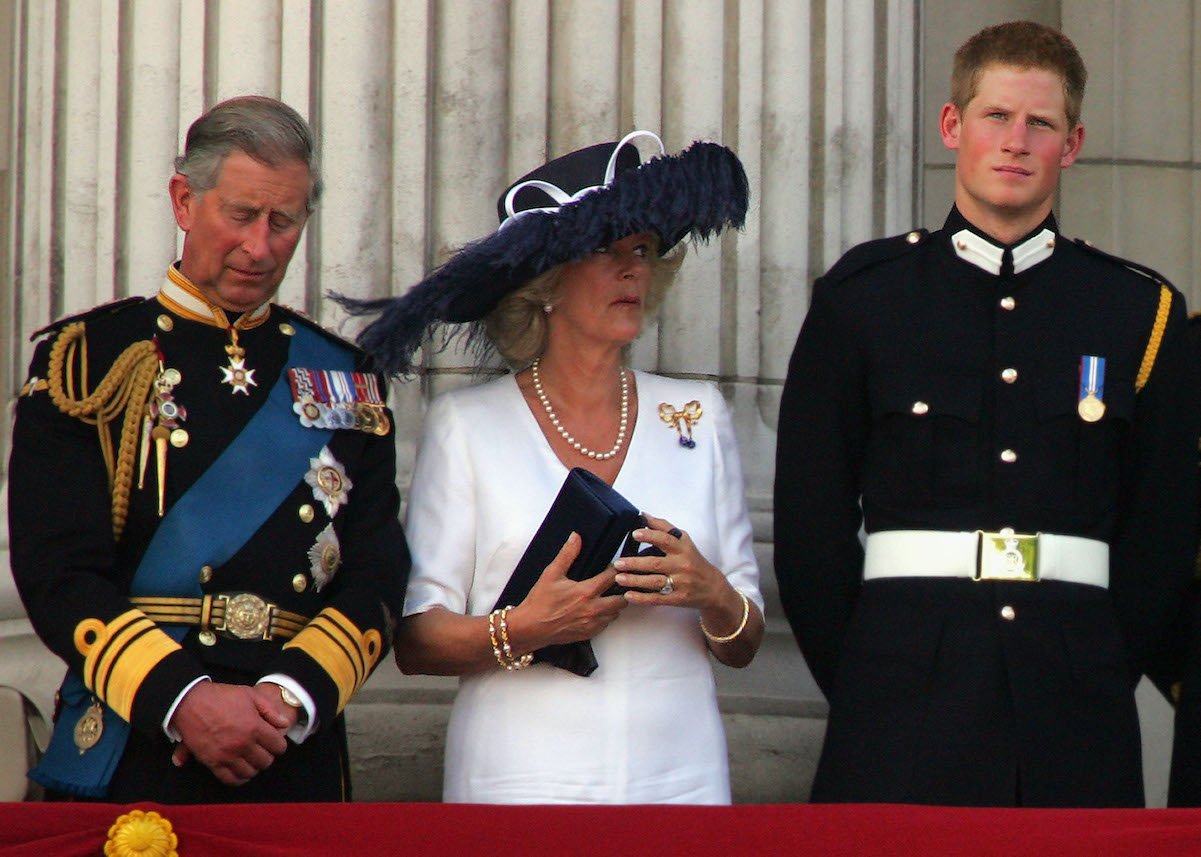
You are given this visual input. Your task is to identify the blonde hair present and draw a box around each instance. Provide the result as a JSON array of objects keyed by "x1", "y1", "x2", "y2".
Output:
[{"x1": 485, "y1": 242, "x2": 685, "y2": 368}]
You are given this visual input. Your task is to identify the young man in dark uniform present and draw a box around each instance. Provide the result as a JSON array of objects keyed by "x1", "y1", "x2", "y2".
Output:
[
  {"x1": 7, "y1": 96, "x2": 409, "y2": 803},
  {"x1": 774, "y1": 21, "x2": 1197, "y2": 807}
]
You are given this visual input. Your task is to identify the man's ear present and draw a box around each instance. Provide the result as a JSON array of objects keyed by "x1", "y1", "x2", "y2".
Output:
[
  {"x1": 168, "y1": 173, "x2": 196, "y2": 232},
  {"x1": 939, "y1": 102, "x2": 963, "y2": 152},
  {"x1": 1059, "y1": 123, "x2": 1085, "y2": 169}
]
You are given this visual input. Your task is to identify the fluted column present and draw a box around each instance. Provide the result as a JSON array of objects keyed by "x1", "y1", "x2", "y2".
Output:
[
  {"x1": 424, "y1": 0, "x2": 508, "y2": 389},
  {"x1": 658, "y1": 0, "x2": 726, "y2": 377},
  {"x1": 121, "y1": 1, "x2": 183, "y2": 302},
  {"x1": 316, "y1": 0, "x2": 393, "y2": 322}
]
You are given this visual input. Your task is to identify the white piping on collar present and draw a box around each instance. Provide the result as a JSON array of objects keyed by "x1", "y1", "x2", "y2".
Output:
[
  {"x1": 1011, "y1": 229, "x2": 1057, "y2": 274},
  {"x1": 951, "y1": 227, "x2": 1056, "y2": 276}
]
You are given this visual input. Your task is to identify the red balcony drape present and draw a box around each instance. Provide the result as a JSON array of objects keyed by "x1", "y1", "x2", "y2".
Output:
[{"x1": 2, "y1": 801, "x2": 1201, "y2": 856}]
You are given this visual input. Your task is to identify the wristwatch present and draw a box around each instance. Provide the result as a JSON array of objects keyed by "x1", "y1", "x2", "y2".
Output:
[
  {"x1": 276, "y1": 684, "x2": 308, "y2": 726},
  {"x1": 278, "y1": 685, "x2": 303, "y2": 709}
]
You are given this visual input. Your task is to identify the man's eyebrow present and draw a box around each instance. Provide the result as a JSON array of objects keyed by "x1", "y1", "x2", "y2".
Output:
[
  {"x1": 1026, "y1": 109, "x2": 1059, "y2": 124},
  {"x1": 222, "y1": 200, "x2": 305, "y2": 221}
]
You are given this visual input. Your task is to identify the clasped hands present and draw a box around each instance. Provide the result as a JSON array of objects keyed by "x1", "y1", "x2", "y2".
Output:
[{"x1": 167, "y1": 680, "x2": 299, "y2": 786}]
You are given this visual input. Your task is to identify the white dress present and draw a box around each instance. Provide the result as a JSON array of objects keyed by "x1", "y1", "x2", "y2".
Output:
[{"x1": 403, "y1": 370, "x2": 762, "y2": 804}]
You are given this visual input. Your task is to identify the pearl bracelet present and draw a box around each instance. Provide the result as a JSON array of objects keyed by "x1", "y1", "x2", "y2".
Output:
[
  {"x1": 488, "y1": 607, "x2": 533, "y2": 670},
  {"x1": 700, "y1": 591, "x2": 750, "y2": 643}
]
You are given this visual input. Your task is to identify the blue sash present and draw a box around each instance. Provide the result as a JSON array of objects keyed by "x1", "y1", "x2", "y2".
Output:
[{"x1": 31, "y1": 323, "x2": 352, "y2": 797}]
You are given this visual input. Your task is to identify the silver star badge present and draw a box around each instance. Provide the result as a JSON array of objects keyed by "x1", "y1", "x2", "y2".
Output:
[
  {"x1": 304, "y1": 447, "x2": 353, "y2": 517},
  {"x1": 307, "y1": 523, "x2": 342, "y2": 591}
]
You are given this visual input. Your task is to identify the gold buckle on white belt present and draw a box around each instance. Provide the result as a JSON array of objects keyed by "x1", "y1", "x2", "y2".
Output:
[{"x1": 975, "y1": 528, "x2": 1038, "y2": 582}]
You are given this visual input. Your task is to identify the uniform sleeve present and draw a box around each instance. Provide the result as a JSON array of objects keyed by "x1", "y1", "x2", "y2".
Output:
[
  {"x1": 1109, "y1": 290, "x2": 1200, "y2": 676},
  {"x1": 773, "y1": 278, "x2": 871, "y2": 698},
  {"x1": 271, "y1": 375, "x2": 410, "y2": 728},
  {"x1": 402, "y1": 392, "x2": 478, "y2": 616},
  {"x1": 8, "y1": 339, "x2": 207, "y2": 737},
  {"x1": 709, "y1": 388, "x2": 762, "y2": 610}
]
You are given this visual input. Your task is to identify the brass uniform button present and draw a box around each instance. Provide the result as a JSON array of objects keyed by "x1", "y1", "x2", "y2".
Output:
[
  {"x1": 911, "y1": 401, "x2": 929, "y2": 415},
  {"x1": 156, "y1": 315, "x2": 174, "y2": 331},
  {"x1": 1000, "y1": 605, "x2": 1016, "y2": 621},
  {"x1": 1001, "y1": 368, "x2": 1018, "y2": 384},
  {"x1": 198, "y1": 565, "x2": 213, "y2": 584},
  {"x1": 170, "y1": 428, "x2": 190, "y2": 448},
  {"x1": 1000, "y1": 449, "x2": 1018, "y2": 463},
  {"x1": 198, "y1": 630, "x2": 217, "y2": 646},
  {"x1": 293, "y1": 574, "x2": 308, "y2": 593},
  {"x1": 905, "y1": 231, "x2": 921, "y2": 244},
  {"x1": 299, "y1": 504, "x2": 315, "y2": 523},
  {"x1": 279, "y1": 323, "x2": 296, "y2": 336},
  {"x1": 1000, "y1": 296, "x2": 1016, "y2": 311}
]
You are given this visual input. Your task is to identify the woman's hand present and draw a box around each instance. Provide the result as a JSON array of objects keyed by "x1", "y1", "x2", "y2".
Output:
[
  {"x1": 396, "y1": 532, "x2": 627, "y2": 676},
  {"x1": 612, "y1": 513, "x2": 764, "y2": 667},
  {"x1": 506, "y1": 532, "x2": 629, "y2": 651}
]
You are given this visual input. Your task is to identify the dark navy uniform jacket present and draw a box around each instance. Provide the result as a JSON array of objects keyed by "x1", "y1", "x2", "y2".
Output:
[
  {"x1": 774, "y1": 207, "x2": 1197, "y2": 807},
  {"x1": 1168, "y1": 313, "x2": 1201, "y2": 806},
  {"x1": 8, "y1": 279, "x2": 410, "y2": 802}
]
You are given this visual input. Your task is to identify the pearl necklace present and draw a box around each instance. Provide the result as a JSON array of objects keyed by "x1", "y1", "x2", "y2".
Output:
[{"x1": 530, "y1": 358, "x2": 630, "y2": 460}]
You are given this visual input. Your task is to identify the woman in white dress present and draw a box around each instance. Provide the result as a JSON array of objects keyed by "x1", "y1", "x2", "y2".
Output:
[{"x1": 337, "y1": 132, "x2": 763, "y2": 804}]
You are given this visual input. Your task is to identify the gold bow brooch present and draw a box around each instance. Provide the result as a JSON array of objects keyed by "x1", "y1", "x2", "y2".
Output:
[{"x1": 659, "y1": 400, "x2": 703, "y2": 449}]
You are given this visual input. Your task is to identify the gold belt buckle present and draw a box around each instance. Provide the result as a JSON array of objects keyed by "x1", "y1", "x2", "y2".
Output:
[
  {"x1": 213, "y1": 592, "x2": 274, "y2": 640},
  {"x1": 975, "y1": 529, "x2": 1039, "y2": 582}
]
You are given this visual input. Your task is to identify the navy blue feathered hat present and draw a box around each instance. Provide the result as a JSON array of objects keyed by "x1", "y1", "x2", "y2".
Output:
[{"x1": 333, "y1": 131, "x2": 749, "y2": 376}]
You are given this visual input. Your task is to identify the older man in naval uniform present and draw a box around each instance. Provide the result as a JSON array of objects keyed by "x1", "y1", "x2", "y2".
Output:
[
  {"x1": 774, "y1": 21, "x2": 1196, "y2": 807},
  {"x1": 8, "y1": 95, "x2": 409, "y2": 803}
]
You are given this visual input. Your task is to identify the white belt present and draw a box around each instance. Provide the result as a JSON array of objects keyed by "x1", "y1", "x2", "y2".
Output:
[{"x1": 863, "y1": 530, "x2": 1109, "y2": 589}]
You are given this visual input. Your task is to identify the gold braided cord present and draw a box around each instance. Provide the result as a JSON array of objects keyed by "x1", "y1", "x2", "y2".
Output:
[
  {"x1": 1135, "y1": 284, "x2": 1172, "y2": 393},
  {"x1": 46, "y1": 323, "x2": 159, "y2": 540}
]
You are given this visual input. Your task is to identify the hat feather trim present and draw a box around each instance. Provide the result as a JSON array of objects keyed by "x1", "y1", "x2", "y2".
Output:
[{"x1": 332, "y1": 140, "x2": 748, "y2": 377}]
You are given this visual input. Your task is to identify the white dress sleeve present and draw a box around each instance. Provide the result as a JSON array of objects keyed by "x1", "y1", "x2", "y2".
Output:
[{"x1": 402, "y1": 392, "x2": 476, "y2": 616}]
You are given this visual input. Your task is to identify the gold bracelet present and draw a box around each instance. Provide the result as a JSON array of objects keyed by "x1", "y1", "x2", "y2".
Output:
[
  {"x1": 700, "y1": 591, "x2": 750, "y2": 644},
  {"x1": 487, "y1": 609, "x2": 508, "y2": 668},
  {"x1": 499, "y1": 606, "x2": 533, "y2": 670},
  {"x1": 488, "y1": 606, "x2": 533, "y2": 671}
]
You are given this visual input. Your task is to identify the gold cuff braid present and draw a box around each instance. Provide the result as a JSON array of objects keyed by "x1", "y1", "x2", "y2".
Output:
[{"x1": 46, "y1": 322, "x2": 159, "y2": 540}]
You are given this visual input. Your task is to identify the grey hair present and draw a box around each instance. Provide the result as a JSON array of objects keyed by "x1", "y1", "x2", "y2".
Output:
[
  {"x1": 484, "y1": 242, "x2": 686, "y2": 368},
  {"x1": 173, "y1": 95, "x2": 322, "y2": 210}
]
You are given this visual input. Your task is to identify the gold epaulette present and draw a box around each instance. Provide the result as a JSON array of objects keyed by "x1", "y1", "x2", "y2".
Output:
[
  {"x1": 45, "y1": 322, "x2": 159, "y2": 540},
  {"x1": 1134, "y1": 284, "x2": 1172, "y2": 393}
]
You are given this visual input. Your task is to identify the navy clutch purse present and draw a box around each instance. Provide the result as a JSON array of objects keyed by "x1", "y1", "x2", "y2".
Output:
[{"x1": 492, "y1": 467, "x2": 643, "y2": 676}]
